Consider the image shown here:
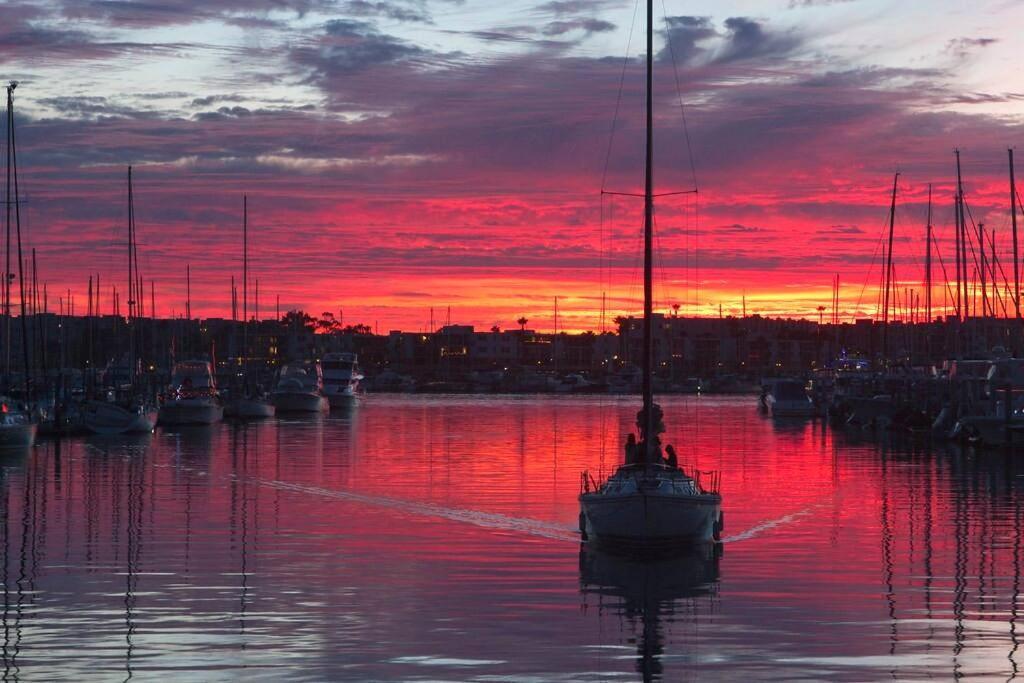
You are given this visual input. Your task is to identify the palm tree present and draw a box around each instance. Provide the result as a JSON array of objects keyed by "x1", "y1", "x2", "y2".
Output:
[{"x1": 517, "y1": 317, "x2": 528, "y2": 333}]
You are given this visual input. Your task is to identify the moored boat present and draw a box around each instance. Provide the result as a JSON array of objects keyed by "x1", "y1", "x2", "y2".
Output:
[
  {"x1": 272, "y1": 362, "x2": 329, "y2": 413},
  {"x1": 764, "y1": 379, "x2": 816, "y2": 418},
  {"x1": 159, "y1": 360, "x2": 224, "y2": 425},
  {"x1": 82, "y1": 398, "x2": 157, "y2": 435},
  {"x1": 322, "y1": 352, "x2": 363, "y2": 407},
  {"x1": 0, "y1": 400, "x2": 37, "y2": 449}
]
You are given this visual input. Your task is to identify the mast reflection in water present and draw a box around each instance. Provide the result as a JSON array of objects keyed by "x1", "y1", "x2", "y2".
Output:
[
  {"x1": 0, "y1": 395, "x2": 1021, "y2": 680},
  {"x1": 580, "y1": 544, "x2": 720, "y2": 681}
]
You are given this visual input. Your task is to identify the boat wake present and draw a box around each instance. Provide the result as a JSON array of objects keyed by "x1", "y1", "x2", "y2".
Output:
[
  {"x1": 247, "y1": 477, "x2": 581, "y2": 542},
  {"x1": 239, "y1": 474, "x2": 820, "y2": 546},
  {"x1": 719, "y1": 504, "x2": 824, "y2": 544}
]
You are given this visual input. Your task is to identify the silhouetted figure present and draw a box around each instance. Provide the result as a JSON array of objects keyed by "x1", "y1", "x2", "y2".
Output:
[
  {"x1": 665, "y1": 444, "x2": 678, "y2": 469},
  {"x1": 636, "y1": 403, "x2": 667, "y2": 464},
  {"x1": 624, "y1": 433, "x2": 639, "y2": 465}
]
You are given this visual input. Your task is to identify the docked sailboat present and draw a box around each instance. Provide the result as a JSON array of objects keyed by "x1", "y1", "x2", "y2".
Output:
[
  {"x1": 0, "y1": 399, "x2": 37, "y2": 448},
  {"x1": 272, "y1": 361, "x2": 329, "y2": 413},
  {"x1": 322, "y1": 352, "x2": 363, "y2": 407},
  {"x1": 578, "y1": 0, "x2": 722, "y2": 552},
  {"x1": 159, "y1": 360, "x2": 224, "y2": 425},
  {"x1": 82, "y1": 167, "x2": 158, "y2": 435},
  {"x1": 0, "y1": 83, "x2": 37, "y2": 447},
  {"x1": 82, "y1": 397, "x2": 157, "y2": 435},
  {"x1": 224, "y1": 195, "x2": 275, "y2": 420}
]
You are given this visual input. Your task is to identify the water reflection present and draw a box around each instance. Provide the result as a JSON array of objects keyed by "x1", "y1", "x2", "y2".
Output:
[
  {"x1": 579, "y1": 545, "x2": 720, "y2": 681},
  {"x1": 0, "y1": 396, "x2": 1021, "y2": 680}
]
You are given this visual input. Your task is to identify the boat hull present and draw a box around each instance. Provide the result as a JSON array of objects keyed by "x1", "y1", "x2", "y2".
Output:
[
  {"x1": 580, "y1": 491, "x2": 722, "y2": 552},
  {"x1": 324, "y1": 388, "x2": 358, "y2": 408},
  {"x1": 224, "y1": 398, "x2": 276, "y2": 419},
  {"x1": 82, "y1": 401, "x2": 157, "y2": 435},
  {"x1": 767, "y1": 397, "x2": 817, "y2": 418},
  {"x1": 0, "y1": 423, "x2": 37, "y2": 449},
  {"x1": 158, "y1": 400, "x2": 224, "y2": 426},
  {"x1": 272, "y1": 392, "x2": 328, "y2": 413}
]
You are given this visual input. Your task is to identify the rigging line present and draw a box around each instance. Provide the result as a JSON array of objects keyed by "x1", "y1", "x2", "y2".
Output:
[
  {"x1": 932, "y1": 235, "x2": 959, "y2": 318},
  {"x1": 660, "y1": 0, "x2": 699, "y2": 193},
  {"x1": 599, "y1": 0, "x2": 641, "y2": 193},
  {"x1": 851, "y1": 210, "x2": 890, "y2": 323}
]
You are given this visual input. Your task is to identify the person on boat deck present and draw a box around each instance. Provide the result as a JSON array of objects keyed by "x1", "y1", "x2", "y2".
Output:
[
  {"x1": 665, "y1": 444, "x2": 678, "y2": 469},
  {"x1": 636, "y1": 403, "x2": 666, "y2": 464},
  {"x1": 624, "y1": 433, "x2": 639, "y2": 464}
]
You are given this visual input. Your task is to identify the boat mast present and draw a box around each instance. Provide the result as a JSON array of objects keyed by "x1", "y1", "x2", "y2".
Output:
[
  {"x1": 242, "y1": 194, "x2": 248, "y2": 392},
  {"x1": 641, "y1": 0, "x2": 655, "y2": 461},
  {"x1": 127, "y1": 166, "x2": 136, "y2": 384},
  {"x1": 881, "y1": 172, "x2": 898, "y2": 362},
  {"x1": 1010, "y1": 149, "x2": 1021, "y2": 323},
  {"x1": 925, "y1": 183, "x2": 932, "y2": 322},
  {"x1": 956, "y1": 150, "x2": 966, "y2": 321},
  {"x1": 4, "y1": 83, "x2": 14, "y2": 381},
  {"x1": 7, "y1": 83, "x2": 30, "y2": 401}
]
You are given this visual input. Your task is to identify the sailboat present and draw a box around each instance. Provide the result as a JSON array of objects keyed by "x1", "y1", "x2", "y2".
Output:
[
  {"x1": 0, "y1": 82, "x2": 37, "y2": 448},
  {"x1": 224, "y1": 196, "x2": 275, "y2": 419},
  {"x1": 578, "y1": 2, "x2": 722, "y2": 551},
  {"x1": 82, "y1": 167, "x2": 157, "y2": 435}
]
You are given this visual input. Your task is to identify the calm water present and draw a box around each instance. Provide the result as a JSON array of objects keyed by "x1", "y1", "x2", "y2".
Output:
[{"x1": 1, "y1": 394, "x2": 1023, "y2": 681}]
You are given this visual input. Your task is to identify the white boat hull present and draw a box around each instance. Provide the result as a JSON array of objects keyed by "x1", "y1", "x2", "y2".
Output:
[
  {"x1": 0, "y1": 423, "x2": 37, "y2": 449},
  {"x1": 82, "y1": 401, "x2": 157, "y2": 435},
  {"x1": 272, "y1": 392, "x2": 328, "y2": 413},
  {"x1": 324, "y1": 388, "x2": 359, "y2": 408},
  {"x1": 224, "y1": 398, "x2": 276, "y2": 419},
  {"x1": 158, "y1": 400, "x2": 224, "y2": 425},
  {"x1": 580, "y1": 491, "x2": 722, "y2": 550}
]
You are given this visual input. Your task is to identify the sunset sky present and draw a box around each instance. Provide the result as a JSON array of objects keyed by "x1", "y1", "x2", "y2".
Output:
[{"x1": 3, "y1": 0, "x2": 1024, "y2": 332}]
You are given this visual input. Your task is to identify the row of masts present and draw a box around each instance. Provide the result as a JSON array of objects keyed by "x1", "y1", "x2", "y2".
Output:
[{"x1": 877, "y1": 149, "x2": 1024, "y2": 356}]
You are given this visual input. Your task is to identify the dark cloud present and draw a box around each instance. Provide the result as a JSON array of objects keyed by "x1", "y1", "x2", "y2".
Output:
[
  {"x1": 343, "y1": 1, "x2": 433, "y2": 24},
  {"x1": 55, "y1": 0, "x2": 337, "y2": 27},
  {"x1": 946, "y1": 37, "x2": 999, "y2": 59},
  {"x1": 816, "y1": 225, "x2": 864, "y2": 235},
  {"x1": 787, "y1": 0, "x2": 858, "y2": 7},
  {"x1": 293, "y1": 19, "x2": 431, "y2": 79},
  {"x1": 534, "y1": 0, "x2": 619, "y2": 16},
  {"x1": 542, "y1": 19, "x2": 616, "y2": 36},
  {"x1": 716, "y1": 17, "x2": 802, "y2": 64},
  {"x1": 658, "y1": 16, "x2": 716, "y2": 64}
]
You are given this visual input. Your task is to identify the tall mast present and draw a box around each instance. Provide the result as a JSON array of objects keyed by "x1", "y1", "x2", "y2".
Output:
[
  {"x1": 8, "y1": 83, "x2": 29, "y2": 400},
  {"x1": 242, "y1": 195, "x2": 248, "y2": 388},
  {"x1": 925, "y1": 183, "x2": 932, "y2": 322},
  {"x1": 882, "y1": 172, "x2": 898, "y2": 362},
  {"x1": 954, "y1": 149, "x2": 962, "y2": 321},
  {"x1": 640, "y1": 0, "x2": 655, "y2": 461},
  {"x1": 127, "y1": 166, "x2": 136, "y2": 383},
  {"x1": 3, "y1": 83, "x2": 14, "y2": 380},
  {"x1": 979, "y1": 223, "x2": 988, "y2": 317},
  {"x1": 1011, "y1": 149, "x2": 1021, "y2": 322}
]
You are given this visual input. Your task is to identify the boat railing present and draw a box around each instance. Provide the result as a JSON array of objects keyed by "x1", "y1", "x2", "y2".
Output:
[
  {"x1": 580, "y1": 470, "x2": 599, "y2": 494},
  {"x1": 691, "y1": 469, "x2": 721, "y2": 495}
]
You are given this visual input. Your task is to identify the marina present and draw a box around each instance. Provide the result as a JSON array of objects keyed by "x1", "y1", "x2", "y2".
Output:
[
  {"x1": 1, "y1": 394, "x2": 1022, "y2": 680},
  {"x1": 3, "y1": 0, "x2": 1024, "y2": 679}
]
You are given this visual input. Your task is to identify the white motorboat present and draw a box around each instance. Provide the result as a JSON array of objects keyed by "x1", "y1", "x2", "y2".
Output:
[
  {"x1": 765, "y1": 379, "x2": 816, "y2": 417},
  {"x1": 159, "y1": 360, "x2": 224, "y2": 425},
  {"x1": 272, "y1": 362, "x2": 329, "y2": 413},
  {"x1": 82, "y1": 397, "x2": 157, "y2": 435},
  {"x1": 0, "y1": 401, "x2": 37, "y2": 449},
  {"x1": 579, "y1": 0, "x2": 723, "y2": 553},
  {"x1": 322, "y1": 352, "x2": 363, "y2": 407}
]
